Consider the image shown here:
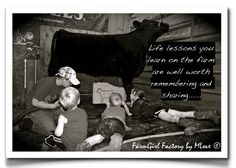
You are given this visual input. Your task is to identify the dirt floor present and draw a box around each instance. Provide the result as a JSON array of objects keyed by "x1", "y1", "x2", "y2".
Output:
[{"x1": 13, "y1": 94, "x2": 221, "y2": 151}]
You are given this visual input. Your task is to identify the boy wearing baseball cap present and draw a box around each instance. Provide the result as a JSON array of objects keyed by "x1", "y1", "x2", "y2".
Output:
[
  {"x1": 55, "y1": 66, "x2": 80, "y2": 86},
  {"x1": 23, "y1": 66, "x2": 80, "y2": 135}
]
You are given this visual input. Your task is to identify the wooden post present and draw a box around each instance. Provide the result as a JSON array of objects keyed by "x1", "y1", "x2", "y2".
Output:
[{"x1": 108, "y1": 14, "x2": 130, "y2": 34}]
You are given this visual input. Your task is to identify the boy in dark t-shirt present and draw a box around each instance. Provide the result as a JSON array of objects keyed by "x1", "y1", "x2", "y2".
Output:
[
  {"x1": 42, "y1": 87, "x2": 88, "y2": 151},
  {"x1": 21, "y1": 66, "x2": 80, "y2": 135}
]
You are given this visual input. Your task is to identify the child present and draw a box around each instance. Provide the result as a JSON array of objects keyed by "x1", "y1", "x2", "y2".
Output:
[
  {"x1": 20, "y1": 66, "x2": 81, "y2": 136},
  {"x1": 129, "y1": 88, "x2": 219, "y2": 136},
  {"x1": 42, "y1": 87, "x2": 88, "y2": 151},
  {"x1": 75, "y1": 92, "x2": 132, "y2": 151}
]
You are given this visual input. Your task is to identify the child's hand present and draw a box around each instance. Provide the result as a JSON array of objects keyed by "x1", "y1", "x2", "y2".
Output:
[
  {"x1": 125, "y1": 126, "x2": 132, "y2": 131},
  {"x1": 126, "y1": 101, "x2": 131, "y2": 106},
  {"x1": 53, "y1": 100, "x2": 61, "y2": 109},
  {"x1": 121, "y1": 101, "x2": 126, "y2": 106},
  {"x1": 130, "y1": 100, "x2": 134, "y2": 107},
  {"x1": 127, "y1": 112, "x2": 133, "y2": 116}
]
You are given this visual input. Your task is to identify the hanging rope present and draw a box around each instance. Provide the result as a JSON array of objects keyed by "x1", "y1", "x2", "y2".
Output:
[{"x1": 158, "y1": 14, "x2": 164, "y2": 28}]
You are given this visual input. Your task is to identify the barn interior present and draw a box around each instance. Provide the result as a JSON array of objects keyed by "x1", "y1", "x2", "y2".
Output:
[{"x1": 13, "y1": 13, "x2": 221, "y2": 151}]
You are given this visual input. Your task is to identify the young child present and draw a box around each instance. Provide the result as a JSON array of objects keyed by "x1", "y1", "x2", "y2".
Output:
[
  {"x1": 129, "y1": 88, "x2": 219, "y2": 135},
  {"x1": 42, "y1": 87, "x2": 88, "y2": 151},
  {"x1": 19, "y1": 66, "x2": 81, "y2": 136},
  {"x1": 75, "y1": 92, "x2": 132, "y2": 151}
]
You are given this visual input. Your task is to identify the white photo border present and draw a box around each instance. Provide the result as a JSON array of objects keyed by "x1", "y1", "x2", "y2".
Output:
[{"x1": 6, "y1": 6, "x2": 228, "y2": 158}]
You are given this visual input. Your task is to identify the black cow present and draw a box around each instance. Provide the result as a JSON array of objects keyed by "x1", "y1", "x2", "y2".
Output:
[{"x1": 48, "y1": 19, "x2": 169, "y2": 99}]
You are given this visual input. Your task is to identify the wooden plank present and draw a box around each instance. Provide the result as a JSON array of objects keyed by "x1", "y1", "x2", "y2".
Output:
[
  {"x1": 213, "y1": 79, "x2": 221, "y2": 92},
  {"x1": 215, "y1": 41, "x2": 221, "y2": 53},
  {"x1": 132, "y1": 14, "x2": 192, "y2": 31},
  {"x1": 215, "y1": 53, "x2": 221, "y2": 59},
  {"x1": 40, "y1": 25, "x2": 46, "y2": 77},
  {"x1": 157, "y1": 14, "x2": 193, "y2": 27},
  {"x1": 132, "y1": 14, "x2": 162, "y2": 22},
  {"x1": 26, "y1": 60, "x2": 35, "y2": 93},
  {"x1": 214, "y1": 64, "x2": 221, "y2": 72},
  {"x1": 169, "y1": 21, "x2": 192, "y2": 31},
  {"x1": 108, "y1": 14, "x2": 130, "y2": 34},
  {"x1": 158, "y1": 26, "x2": 192, "y2": 41},
  {"x1": 214, "y1": 71, "x2": 221, "y2": 75},
  {"x1": 44, "y1": 27, "x2": 54, "y2": 75},
  {"x1": 13, "y1": 45, "x2": 26, "y2": 106},
  {"x1": 182, "y1": 33, "x2": 220, "y2": 42},
  {"x1": 215, "y1": 57, "x2": 221, "y2": 65},
  {"x1": 193, "y1": 22, "x2": 220, "y2": 37},
  {"x1": 214, "y1": 73, "x2": 221, "y2": 81},
  {"x1": 201, "y1": 90, "x2": 221, "y2": 95},
  {"x1": 34, "y1": 60, "x2": 40, "y2": 82},
  {"x1": 178, "y1": 34, "x2": 221, "y2": 52}
]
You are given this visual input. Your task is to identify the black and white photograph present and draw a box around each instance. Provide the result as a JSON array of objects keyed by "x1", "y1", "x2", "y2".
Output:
[{"x1": 6, "y1": 9, "x2": 228, "y2": 158}]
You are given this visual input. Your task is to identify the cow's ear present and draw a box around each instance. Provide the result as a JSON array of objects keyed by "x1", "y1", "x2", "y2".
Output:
[{"x1": 133, "y1": 20, "x2": 142, "y2": 29}]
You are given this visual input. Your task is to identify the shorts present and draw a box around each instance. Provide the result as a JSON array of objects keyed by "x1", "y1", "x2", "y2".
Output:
[
  {"x1": 94, "y1": 118, "x2": 125, "y2": 140},
  {"x1": 137, "y1": 102, "x2": 169, "y2": 119},
  {"x1": 153, "y1": 105, "x2": 170, "y2": 118}
]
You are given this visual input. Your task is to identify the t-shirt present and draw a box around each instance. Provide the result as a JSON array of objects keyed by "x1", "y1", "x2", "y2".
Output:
[
  {"x1": 26, "y1": 77, "x2": 64, "y2": 109},
  {"x1": 102, "y1": 106, "x2": 126, "y2": 126},
  {"x1": 55, "y1": 107, "x2": 88, "y2": 150}
]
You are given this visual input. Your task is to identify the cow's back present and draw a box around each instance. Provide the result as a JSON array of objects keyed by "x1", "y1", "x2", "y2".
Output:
[{"x1": 49, "y1": 30, "x2": 143, "y2": 77}]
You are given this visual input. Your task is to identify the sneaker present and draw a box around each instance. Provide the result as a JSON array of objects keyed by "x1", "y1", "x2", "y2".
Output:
[
  {"x1": 194, "y1": 111, "x2": 219, "y2": 124},
  {"x1": 75, "y1": 141, "x2": 92, "y2": 151},
  {"x1": 184, "y1": 123, "x2": 201, "y2": 136}
]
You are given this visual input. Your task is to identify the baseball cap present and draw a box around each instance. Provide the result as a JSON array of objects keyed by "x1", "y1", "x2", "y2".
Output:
[{"x1": 56, "y1": 66, "x2": 80, "y2": 85}]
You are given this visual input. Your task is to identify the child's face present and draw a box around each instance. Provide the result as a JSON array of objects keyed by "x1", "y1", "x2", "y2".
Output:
[
  {"x1": 62, "y1": 79, "x2": 71, "y2": 87},
  {"x1": 110, "y1": 95, "x2": 122, "y2": 106}
]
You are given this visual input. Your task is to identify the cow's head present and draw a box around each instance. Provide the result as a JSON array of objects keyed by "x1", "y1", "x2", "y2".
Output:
[{"x1": 133, "y1": 19, "x2": 169, "y2": 35}]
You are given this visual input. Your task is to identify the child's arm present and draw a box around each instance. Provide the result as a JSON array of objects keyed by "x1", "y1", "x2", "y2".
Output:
[
  {"x1": 122, "y1": 101, "x2": 132, "y2": 116},
  {"x1": 32, "y1": 98, "x2": 60, "y2": 110},
  {"x1": 42, "y1": 114, "x2": 67, "y2": 151},
  {"x1": 54, "y1": 114, "x2": 68, "y2": 137}
]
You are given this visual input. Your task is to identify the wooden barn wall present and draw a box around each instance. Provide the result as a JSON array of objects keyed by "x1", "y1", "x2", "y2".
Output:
[{"x1": 132, "y1": 14, "x2": 221, "y2": 109}]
